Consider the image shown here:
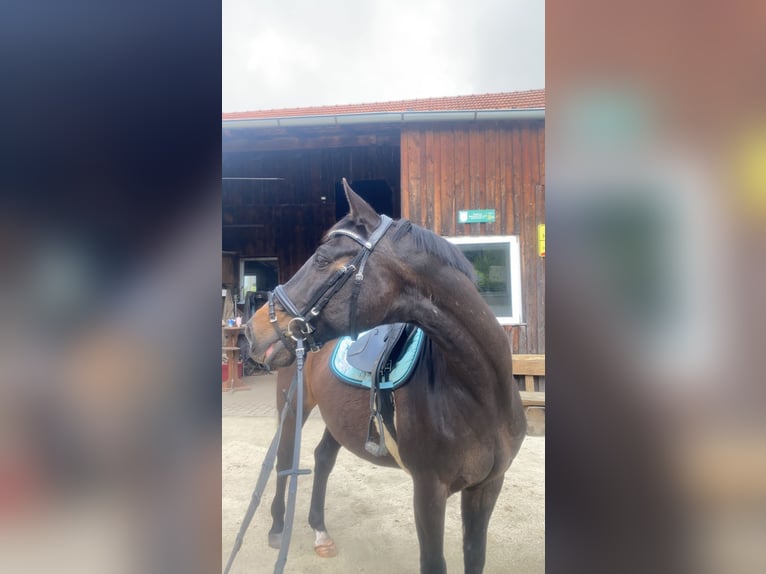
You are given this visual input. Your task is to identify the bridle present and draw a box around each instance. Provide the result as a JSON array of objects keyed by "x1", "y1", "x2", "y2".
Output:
[{"x1": 267, "y1": 214, "x2": 394, "y2": 354}]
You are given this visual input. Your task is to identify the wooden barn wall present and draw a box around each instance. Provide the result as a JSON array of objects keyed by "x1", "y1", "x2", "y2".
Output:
[
  {"x1": 222, "y1": 142, "x2": 401, "y2": 283},
  {"x1": 400, "y1": 121, "x2": 545, "y2": 355}
]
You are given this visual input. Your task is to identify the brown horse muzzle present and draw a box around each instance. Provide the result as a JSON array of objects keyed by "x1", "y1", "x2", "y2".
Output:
[{"x1": 245, "y1": 306, "x2": 294, "y2": 367}]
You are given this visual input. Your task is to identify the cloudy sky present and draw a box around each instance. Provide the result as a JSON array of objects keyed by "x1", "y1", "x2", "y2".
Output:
[{"x1": 222, "y1": 0, "x2": 544, "y2": 112}]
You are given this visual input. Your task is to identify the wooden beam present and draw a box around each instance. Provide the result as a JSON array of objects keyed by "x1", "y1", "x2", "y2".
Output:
[
  {"x1": 512, "y1": 354, "x2": 545, "y2": 376},
  {"x1": 520, "y1": 391, "x2": 545, "y2": 407},
  {"x1": 514, "y1": 353, "x2": 545, "y2": 399},
  {"x1": 223, "y1": 132, "x2": 400, "y2": 153}
]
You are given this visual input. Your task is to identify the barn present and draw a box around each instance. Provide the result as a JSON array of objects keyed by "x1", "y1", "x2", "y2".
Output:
[{"x1": 221, "y1": 89, "x2": 545, "y2": 362}]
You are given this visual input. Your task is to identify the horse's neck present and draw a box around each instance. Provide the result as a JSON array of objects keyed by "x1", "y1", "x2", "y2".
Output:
[{"x1": 393, "y1": 267, "x2": 512, "y2": 390}]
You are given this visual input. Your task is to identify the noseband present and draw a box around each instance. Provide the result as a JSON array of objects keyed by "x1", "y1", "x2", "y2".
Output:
[{"x1": 268, "y1": 214, "x2": 394, "y2": 354}]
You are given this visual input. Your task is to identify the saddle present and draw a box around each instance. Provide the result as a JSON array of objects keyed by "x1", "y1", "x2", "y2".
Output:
[
  {"x1": 330, "y1": 323, "x2": 424, "y2": 391},
  {"x1": 330, "y1": 323, "x2": 425, "y2": 457}
]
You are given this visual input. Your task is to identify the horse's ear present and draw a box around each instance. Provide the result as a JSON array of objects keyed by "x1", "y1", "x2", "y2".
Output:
[{"x1": 343, "y1": 178, "x2": 380, "y2": 228}]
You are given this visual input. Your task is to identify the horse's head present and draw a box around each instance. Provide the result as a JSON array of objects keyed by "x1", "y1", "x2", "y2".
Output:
[{"x1": 246, "y1": 179, "x2": 403, "y2": 368}]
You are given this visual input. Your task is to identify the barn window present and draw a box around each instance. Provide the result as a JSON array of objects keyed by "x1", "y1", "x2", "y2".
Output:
[{"x1": 446, "y1": 236, "x2": 523, "y2": 325}]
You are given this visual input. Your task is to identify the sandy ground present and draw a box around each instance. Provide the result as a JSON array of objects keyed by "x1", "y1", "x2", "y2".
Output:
[{"x1": 222, "y1": 374, "x2": 544, "y2": 573}]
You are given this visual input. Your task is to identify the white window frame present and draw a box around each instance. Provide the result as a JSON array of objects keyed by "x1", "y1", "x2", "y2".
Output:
[{"x1": 445, "y1": 235, "x2": 523, "y2": 326}]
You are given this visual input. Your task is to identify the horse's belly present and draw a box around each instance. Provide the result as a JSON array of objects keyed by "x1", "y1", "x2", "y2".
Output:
[{"x1": 315, "y1": 393, "x2": 403, "y2": 470}]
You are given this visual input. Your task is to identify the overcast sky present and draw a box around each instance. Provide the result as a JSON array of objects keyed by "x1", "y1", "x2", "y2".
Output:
[{"x1": 222, "y1": 0, "x2": 544, "y2": 112}]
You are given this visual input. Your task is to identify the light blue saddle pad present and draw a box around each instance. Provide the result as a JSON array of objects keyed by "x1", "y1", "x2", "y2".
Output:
[{"x1": 330, "y1": 327, "x2": 425, "y2": 391}]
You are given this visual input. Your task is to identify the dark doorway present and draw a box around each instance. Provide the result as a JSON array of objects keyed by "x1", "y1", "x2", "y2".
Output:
[
  {"x1": 240, "y1": 257, "x2": 279, "y2": 294},
  {"x1": 335, "y1": 179, "x2": 397, "y2": 220}
]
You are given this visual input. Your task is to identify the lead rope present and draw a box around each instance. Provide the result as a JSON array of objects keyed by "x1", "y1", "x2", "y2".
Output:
[
  {"x1": 223, "y1": 338, "x2": 311, "y2": 574},
  {"x1": 273, "y1": 339, "x2": 311, "y2": 574}
]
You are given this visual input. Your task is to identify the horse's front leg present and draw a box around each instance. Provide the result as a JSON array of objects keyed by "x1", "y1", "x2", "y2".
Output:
[
  {"x1": 307, "y1": 427, "x2": 341, "y2": 557},
  {"x1": 460, "y1": 475, "x2": 505, "y2": 574},
  {"x1": 413, "y1": 477, "x2": 449, "y2": 574}
]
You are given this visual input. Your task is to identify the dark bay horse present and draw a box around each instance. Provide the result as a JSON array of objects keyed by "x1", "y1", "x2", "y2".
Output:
[{"x1": 245, "y1": 180, "x2": 527, "y2": 574}]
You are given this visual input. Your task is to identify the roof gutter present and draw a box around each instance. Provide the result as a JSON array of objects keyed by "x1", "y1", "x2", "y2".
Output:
[{"x1": 222, "y1": 108, "x2": 544, "y2": 130}]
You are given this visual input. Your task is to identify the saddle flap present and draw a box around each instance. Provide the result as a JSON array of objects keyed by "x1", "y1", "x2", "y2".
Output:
[{"x1": 346, "y1": 323, "x2": 407, "y2": 373}]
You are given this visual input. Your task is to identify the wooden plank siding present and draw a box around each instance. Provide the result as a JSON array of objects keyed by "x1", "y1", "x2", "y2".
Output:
[
  {"x1": 400, "y1": 120, "x2": 545, "y2": 355},
  {"x1": 222, "y1": 120, "x2": 545, "y2": 357},
  {"x1": 223, "y1": 143, "x2": 401, "y2": 282}
]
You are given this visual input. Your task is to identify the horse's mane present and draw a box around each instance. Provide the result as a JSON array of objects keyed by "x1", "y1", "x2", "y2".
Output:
[{"x1": 394, "y1": 220, "x2": 478, "y2": 285}]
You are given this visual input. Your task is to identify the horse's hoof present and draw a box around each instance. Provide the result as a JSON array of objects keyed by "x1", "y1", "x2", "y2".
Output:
[
  {"x1": 268, "y1": 532, "x2": 282, "y2": 549},
  {"x1": 313, "y1": 530, "x2": 337, "y2": 557},
  {"x1": 314, "y1": 540, "x2": 337, "y2": 558}
]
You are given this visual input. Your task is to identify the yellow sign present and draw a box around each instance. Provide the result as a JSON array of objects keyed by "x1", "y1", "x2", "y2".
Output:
[
  {"x1": 537, "y1": 223, "x2": 545, "y2": 257},
  {"x1": 733, "y1": 123, "x2": 766, "y2": 218}
]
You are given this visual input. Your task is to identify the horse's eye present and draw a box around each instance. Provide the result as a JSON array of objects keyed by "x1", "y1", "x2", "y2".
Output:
[{"x1": 315, "y1": 253, "x2": 330, "y2": 269}]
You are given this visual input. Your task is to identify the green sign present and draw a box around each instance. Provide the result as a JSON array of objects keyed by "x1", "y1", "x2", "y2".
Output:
[{"x1": 458, "y1": 209, "x2": 496, "y2": 224}]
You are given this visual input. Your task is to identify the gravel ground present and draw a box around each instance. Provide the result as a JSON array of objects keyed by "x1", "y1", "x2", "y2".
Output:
[{"x1": 222, "y1": 374, "x2": 544, "y2": 573}]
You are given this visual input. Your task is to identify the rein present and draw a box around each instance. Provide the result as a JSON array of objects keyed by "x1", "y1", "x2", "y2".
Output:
[
  {"x1": 224, "y1": 336, "x2": 311, "y2": 574},
  {"x1": 269, "y1": 214, "x2": 394, "y2": 349}
]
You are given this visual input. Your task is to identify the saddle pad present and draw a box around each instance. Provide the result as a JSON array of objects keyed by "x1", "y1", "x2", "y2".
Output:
[{"x1": 330, "y1": 327, "x2": 425, "y2": 391}]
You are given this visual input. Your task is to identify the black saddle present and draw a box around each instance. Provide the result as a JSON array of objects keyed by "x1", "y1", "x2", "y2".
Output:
[{"x1": 346, "y1": 323, "x2": 414, "y2": 375}]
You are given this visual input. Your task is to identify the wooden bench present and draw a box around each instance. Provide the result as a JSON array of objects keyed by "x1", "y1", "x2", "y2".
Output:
[{"x1": 512, "y1": 354, "x2": 545, "y2": 435}]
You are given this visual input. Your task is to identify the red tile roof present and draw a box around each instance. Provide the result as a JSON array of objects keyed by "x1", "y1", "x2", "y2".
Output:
[{"x1": 222, "y1": 89, "x2": 544, "y2": 120}]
